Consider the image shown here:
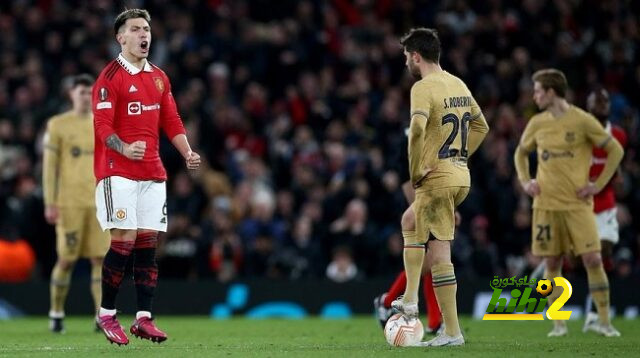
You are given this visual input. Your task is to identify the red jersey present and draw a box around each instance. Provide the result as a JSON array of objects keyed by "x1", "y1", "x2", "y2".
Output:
[
  {"x1": 93, "y1": 54, "x2": 186, "y2": 182},
  {"x1": 589, "y1": 122, "x2": 627, "y2": 213}
]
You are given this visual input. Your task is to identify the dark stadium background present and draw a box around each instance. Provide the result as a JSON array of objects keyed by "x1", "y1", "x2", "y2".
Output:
[{"x1": 0, "y1": 0, "x2": 638, "y2": 316}]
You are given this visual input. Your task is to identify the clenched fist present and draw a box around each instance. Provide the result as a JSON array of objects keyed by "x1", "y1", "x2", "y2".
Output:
[
  {"x1": 124, "y1": 140, "x2": 146, "y2": 160},
  {"x1": 44, "y1": 205, "x2": 59, "y2": 225},
  {"x1": 523, "y1": 179, "x2": 540, "y2": 197},
  {"x1": 185, "y1": 150, "x2": 201, "y2": 170}
]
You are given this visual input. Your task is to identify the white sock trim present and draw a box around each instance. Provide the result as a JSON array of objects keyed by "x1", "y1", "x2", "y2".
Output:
[
  {"x1": 49, "y1": 311, "x2": 64, "y2": 319},
  {"x1": 136, "y1": 311, "x2": 152, "y2": 320},
  {"x1": 99, "y1": 307, "x2": 117, "y2": 317}
]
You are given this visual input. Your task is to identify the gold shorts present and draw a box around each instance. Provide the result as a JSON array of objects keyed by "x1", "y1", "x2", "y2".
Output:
[
  {"x1": 413, "y1": 186, "x2": 469, "y2": 243},
  {"x1": 531, "y1": 208, "x2": 600, "y2": 256},
  {"x1": 56, "y1": 207, "x2": 110, "y2": 261}
]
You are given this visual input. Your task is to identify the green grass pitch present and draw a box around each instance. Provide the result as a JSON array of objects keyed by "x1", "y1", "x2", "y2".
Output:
[{"x1": 1, "y1": 316, "x2": 638, "y2": 357}]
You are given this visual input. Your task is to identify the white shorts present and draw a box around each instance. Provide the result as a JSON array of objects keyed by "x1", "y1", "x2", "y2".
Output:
[
  {"x1": 595, "y1": 207, "x2": 618, "y2": 244},
  {"x1": 95, "y1": 176, "x2": 167, "y2": 232}
]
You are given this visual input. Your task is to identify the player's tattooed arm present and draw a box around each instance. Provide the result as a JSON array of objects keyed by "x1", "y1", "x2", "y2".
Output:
[
  {"x1": 106, "y1": 134, "x2": 146, "y2": 160},
  {"x1": 106, "y1": 134, "x2": 125, "y2": 154}
]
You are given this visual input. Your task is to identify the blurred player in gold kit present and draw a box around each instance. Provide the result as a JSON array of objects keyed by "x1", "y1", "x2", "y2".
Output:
[
  {"x1": 391, "y1": 28, "x2": 489, "y2": 347},
  {"x1": 514, "y1": 69, "x2": 623, "y2": 337},
  {"x1": 43, "y1": 74, "x2": 110, "y2": 333}
]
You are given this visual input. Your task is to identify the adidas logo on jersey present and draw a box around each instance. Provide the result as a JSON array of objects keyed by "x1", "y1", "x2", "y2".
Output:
[{"x1": 129, "y1": 84, "x2": 138, "y2": 93}]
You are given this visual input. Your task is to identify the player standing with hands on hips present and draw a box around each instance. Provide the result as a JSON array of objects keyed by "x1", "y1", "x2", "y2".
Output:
[
  {"x1": 514, "y1": 69, "x2": 623, "y2": 338},
  {"x1": 92, "y1": 9, "x2": 200, "y2": 345}
]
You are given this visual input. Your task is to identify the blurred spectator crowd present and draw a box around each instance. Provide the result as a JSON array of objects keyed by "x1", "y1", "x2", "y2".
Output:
[{"x1": 0, "y1": 0, "x2": 639, "y2": 283}]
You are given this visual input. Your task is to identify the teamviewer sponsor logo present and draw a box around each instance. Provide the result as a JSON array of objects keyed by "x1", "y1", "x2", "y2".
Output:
[
  {"x1": 128, "y1": 101, "x2": 141, "y2": 115},
  {"x1": 142, "y1": 104, "x2": 160, "y2": 111}
]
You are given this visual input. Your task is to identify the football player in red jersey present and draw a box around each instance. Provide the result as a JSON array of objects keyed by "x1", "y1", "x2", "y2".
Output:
[
  {"x1": 583, "y1": 88, "x2": 627, "y2": 333},
  {"x1": 92, "y1": 9, "x2": 200, "y2": 346}
]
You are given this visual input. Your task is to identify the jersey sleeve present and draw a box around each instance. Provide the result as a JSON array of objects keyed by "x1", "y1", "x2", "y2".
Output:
[
  {"x1": 408, "y1": 82, "x2": 429, "y2": 186},
  {"x1": 467, "y1": 95, "x2": 489, "y2": 156},
  {"x1": 583, "y1": 114, "x2": 612, "y2": 147},
  {"x1": 519, "y1": 117, "x2": 538, "y2": 152},
  {"x1": 593, "y1": 134, "x2": 624, "y2": 191},
  {"x1": 93, "y1": 74, "x2": 119, "y2": 144},
  {"x1": 42, "y1": 118, "x2": 61, "y2": 206},
  {"x1": 469, "y1": 93, "x2": 484, "y2": 120},
  {"x1": 514, "y1": 116, "x2": 538, "y2": 183},
  {"x1": 160, "y1": 74, "x2": 186, "y2": 140},
  {"x1": 410, "y1": 82, "x2": 430, "y2": 123}
]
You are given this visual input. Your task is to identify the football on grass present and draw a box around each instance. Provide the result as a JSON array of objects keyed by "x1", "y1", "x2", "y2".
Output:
[{"x1": 384, "y1": 313, "x2": 424, "y2": 347}]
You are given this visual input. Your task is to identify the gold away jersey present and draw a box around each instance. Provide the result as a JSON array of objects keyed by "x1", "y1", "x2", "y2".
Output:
[
  {"x1": 408, "y1": 70, "x2": 488, "y2": 190},
  {"x1": 43, "y1": 111, "x2": 96, "y2": 208},
  {"x1": 519, "y1": 105, "x2": 612, "y2": 210}
]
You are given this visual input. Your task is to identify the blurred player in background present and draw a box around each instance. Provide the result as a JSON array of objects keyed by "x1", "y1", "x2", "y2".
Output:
[
  {"x1": 391, "y1": 28, "x2": 489, "y2": 347},
  {"x1": 43, "y1": 74, "x2": 110, "y2": 333},
  {"x1": 514, "y1": 69, "x2": 623, "y2": 337},
  {"x1": 583, "y1": 88, "x2": 627, "y2": 333},
  {"x1": 92, "y1": 9, "x2": 200, "y2": 345},
  {"x1": 373, "y1": 132, "x2": 443, "y2": 334}
]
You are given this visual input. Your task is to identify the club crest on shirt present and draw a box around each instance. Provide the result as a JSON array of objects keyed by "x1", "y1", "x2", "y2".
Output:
[
  {"x1": 115, "y1": 208, "x2": 127, "y2": 221},
  {"x1": 99, "y1": 87, "x2": 108, "y2": 101},
  {"x1": 565, "y1": 132, "x2": 575, "y2": 142},
  {"x1": 541, "y1": 150, "x2": 549, "y2": 161},
  {"x1": 154, "y1": 77, "x2": 164, "y2": 93}
]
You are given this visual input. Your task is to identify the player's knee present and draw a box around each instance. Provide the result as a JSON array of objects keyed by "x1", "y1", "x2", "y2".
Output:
[
  {"x1": 138, "y1": 228, "x2": 158, "y2": 235},
  {"x1": 57, "y1": 259, "x2": 76, "y2": 271},
  {"x1": 401, "y1": 208, "x2": 415, "y2": 231},
  {"x1": 427, "y1": 240, "x2": 451, "y2": 265},
  {"x1": 110, "y1": 228, "x2": 137, "y2": 241},
  {"x1": 431, "y1": 256, "x2": 451, "y2": 266},
  {"x1": 90, "y1": 257, "x2": 104, "y2": 266},
  {"x1": 545, "y1": 256, "x2": 562, "y2": 271},
  {"x1": 582, "y1": 252, "x2": 602, "y2": 268},
  {"x1": 403, "y1": 231, "x2": 419, "y2": 246}
]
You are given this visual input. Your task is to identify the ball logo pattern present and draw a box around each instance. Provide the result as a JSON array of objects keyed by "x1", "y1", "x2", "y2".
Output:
[{"x1": 384, "y1": 313, "x2": 424, "y2": 347}]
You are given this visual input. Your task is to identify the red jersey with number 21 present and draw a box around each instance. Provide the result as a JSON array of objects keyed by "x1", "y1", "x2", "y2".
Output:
[
  {"x1": 93, "y1": 54, "x2": 185, "y2": 182},
  {"x1": 589, "y1": 123, "x2": 626, "y2": 213}
]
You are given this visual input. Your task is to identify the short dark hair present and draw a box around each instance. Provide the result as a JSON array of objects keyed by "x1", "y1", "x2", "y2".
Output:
[
  {"x1": 532, "y1": 69, "x2": 568, "y2": 98},
  {"x1": 114, "y1": 8, "x2": 151, "y2": 35},
  {"x1": 70, "y1": 74, "x2": 94, "y2": 88},
  {"x1": 400, "y1": 28, "x2": 441, "y2": 63}
]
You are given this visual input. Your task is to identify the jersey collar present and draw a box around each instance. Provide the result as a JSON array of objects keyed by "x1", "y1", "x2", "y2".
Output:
[{"x1": 117, "y1": 53, "x2": 153, "y2": 75}]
